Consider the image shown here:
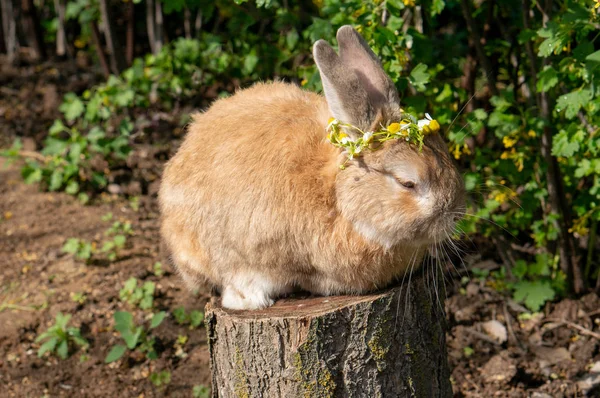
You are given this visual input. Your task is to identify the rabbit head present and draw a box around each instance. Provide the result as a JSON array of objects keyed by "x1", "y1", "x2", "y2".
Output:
[{"x1": 315, "y1": 26, "x2": 465, "y2": 249}]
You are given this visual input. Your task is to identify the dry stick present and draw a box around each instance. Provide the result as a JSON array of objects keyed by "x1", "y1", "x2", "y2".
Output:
[
  {"x1": 90, "y1": 21, "x2": 111, "y2": 78},
  {"x1": 503, "y1": 302, "x2": 525, "y2": 351},
  {"x1": 459, "y1": 0, "x2": 498, "y2": 96},
  {"x1": 544, "y1": 319, "x2": 600, "y2": 340},
  {"x1": 463, "y1": 327, "x2": 503, "y2": 346},
  {"x1": 146, "y1": 0, "x2": 155, "y2": 54},
  {"x1": 99, "y1": 0, "x2": 127, "y2": 74},
  {"x1": 53, "y1": 0, "x2": 72, "y2": 58},
  {"x1": 524, "y1": 0, "x2": 583, "y2": 293}
]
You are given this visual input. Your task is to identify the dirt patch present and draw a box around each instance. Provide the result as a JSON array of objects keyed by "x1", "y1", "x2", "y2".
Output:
[{"x1": 0, "y1": 165, "x2": 211, "y2": 397}]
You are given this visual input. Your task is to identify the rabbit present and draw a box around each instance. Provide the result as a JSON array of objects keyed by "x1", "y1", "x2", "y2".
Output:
[{"x1": 159, "y1": 25, "x2": 465, "y2": 310}]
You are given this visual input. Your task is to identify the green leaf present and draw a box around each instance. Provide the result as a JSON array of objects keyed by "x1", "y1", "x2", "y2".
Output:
[
  {"x1": 60, "y1": 93, "x2": 85, "y2": 122},
  {"x1": 512, "y1": 260, "x2": 527, "y2": 279},
  {"x1": 243, "y1": 49, "x2": 259, "y2": 75},
  {"x1": 189, "y1": 311, "x2": 204, "y2": 328},
  {"x1": 57, "y1": 339, "x2": 69, "y2": 359},
  {"x1": 586, "y1": 50, "x2": 600, "y2": 64},
  {"x1": 49, "y1": 170, "x2": 63, "y2": 191},
  {"x1": 536, "y1": 66, "x2": 558, "y2": 93},
  {"x1": 552, "y1": 129, "x2": 581, "y2": 157},
  {"x1": 114, "y1": 311, "x2": 133, "y2": 330},
  {"x1": 49, "y1": 120, "x2": 67, "y2": 136},
  {"x1": 105, "y1": 344, "x2": 127, "y2": 363},
  {"x1": 513, "y1": 280, "x2": 555, "y2": 312},
  {"x1": 408, "y1": 63, "x2": 430, "y2": 91},
  {"x1": 555, "y1": 89, "x2": 592, "y2": 119},
  {"x1": 65, "y1": 181, "x2": 80, "y2": 195},
  {"x1": 37, "y1": 337, "x2": 58, "y2": 357},
  {"x1": 150, "y1": 311, "x2": 167, "y2": 329},
  {"x1": 62, "y1": 238, "x2": 80, "y2": 254},
  {"x1": 23, "y1": 168, "x2": 43, "y2": 184},
  {"x1": 113, "y1": 235, "x2": 126, "y2": 248}
]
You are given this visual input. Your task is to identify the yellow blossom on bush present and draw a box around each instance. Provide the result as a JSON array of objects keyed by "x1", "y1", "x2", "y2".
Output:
[
  {"x1": 403, "y1": 0, "x2": 416, "y2": 6},
  {"x1": 503, "y1": 136, "x2": 518, "y2": 148},
  {"x1": 527, "y1": 130, "x2": 537, "y2": 138}
]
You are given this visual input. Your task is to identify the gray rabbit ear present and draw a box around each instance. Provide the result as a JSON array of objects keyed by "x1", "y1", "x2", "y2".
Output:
[
  {"x1": 313, "y1": 39, "x2": 376, "y2": 132},
  {"x1": 336, "y1": 25, "x2": 400, "y2": 109}
]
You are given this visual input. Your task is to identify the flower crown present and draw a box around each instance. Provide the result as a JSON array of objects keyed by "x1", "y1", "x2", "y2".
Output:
[{"x1": 326, "y1": 112, "x2": 440, "y2": 168}]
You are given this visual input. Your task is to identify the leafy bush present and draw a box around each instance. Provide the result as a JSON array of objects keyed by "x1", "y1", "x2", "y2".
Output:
[{"x1": 36, "y1": 312, "x2": 88, "y2": 359}]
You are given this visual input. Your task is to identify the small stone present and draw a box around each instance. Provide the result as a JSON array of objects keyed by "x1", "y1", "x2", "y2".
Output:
[
  {"x1": 481, "y1": 354, "x2": 516, "y2": 383},
  {"x1": 482, "y1": 320, "x2": 507, "y2": 344},
  {"x1": 107, "y1": 184, "x2": 122, "y2": 194}
]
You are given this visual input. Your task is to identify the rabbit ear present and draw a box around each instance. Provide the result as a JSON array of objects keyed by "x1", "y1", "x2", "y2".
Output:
[
  {"x1": 336, "y1": 25, "x2": 400, "y2": 109},
  {"x1": 313, "y1": 39, "x2": 376, "y2": 132}
]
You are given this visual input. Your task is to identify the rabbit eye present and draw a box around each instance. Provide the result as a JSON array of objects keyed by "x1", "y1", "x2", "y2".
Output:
[{"x1": 400, "y1": 180, "x2": 416, "y2": 189}]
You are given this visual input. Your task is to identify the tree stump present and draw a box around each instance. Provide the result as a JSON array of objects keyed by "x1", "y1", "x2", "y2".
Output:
[{"x1": 206, "y1": 274, "x2": 452, "y2": 398}]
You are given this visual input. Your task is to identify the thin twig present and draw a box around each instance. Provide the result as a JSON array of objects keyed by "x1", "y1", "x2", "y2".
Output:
[
  {"x1": 543, "y1": 318, "x2": 600, "y2": 340},
  {"x1": 463, "y1": 327, "x2": 503, "y2": 346},
  {"x1": 503, "y1": 302, "x2": 525, "y2": 351}
]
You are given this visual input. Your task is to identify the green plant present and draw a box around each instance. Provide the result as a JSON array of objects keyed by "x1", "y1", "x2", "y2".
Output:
[
  {"x1": 510, "y1": 254, "x2": 566, "y2": 312},
  {"x1": 70, "y1": 292, "x2": 87, "y2": 305},
  {"x1": 119, "y1": 278, "x2": 156, "y2": 310},
  {"x1": 172, "y1": 307, "x2": 204, "y2": 329},
  {"x1": 152, "y1": 262, "x2": 164, "y2": 277},
  {"x1": 149, "y1": 370, "x2": 171, "y2": 388},
  {"x1": 62, "y1": 238, "x2": 94, "y2": 261},
  {"x1": 192, "y1": 385, "x2": 211, "y2": 398},
  {"x1": 62, "y1": 217, "x2": 132, "y2": 263},
  {"x1": 35, "y1": 312, "x2": 88, "y2": 359},
  {"x1": 105, "y1": 310, "x2": 166, "y2": 363}
]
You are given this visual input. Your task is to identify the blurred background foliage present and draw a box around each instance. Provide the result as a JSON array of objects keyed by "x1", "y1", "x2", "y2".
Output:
[{"x1": 2, "y1": 0, "x2": 600, "y2": 310}]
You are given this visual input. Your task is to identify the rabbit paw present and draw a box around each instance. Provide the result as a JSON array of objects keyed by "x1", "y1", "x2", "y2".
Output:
[{"x1": 221, "y1": 273, "x2": 281, "y2": 310}]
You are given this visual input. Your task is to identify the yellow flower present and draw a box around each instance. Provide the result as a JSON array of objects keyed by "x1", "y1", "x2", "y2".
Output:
[
  {"x1": 462, "y1": 143, "x2": 471, "y2": 155},
  {"x1": 387, "y1": 123, "x2": 401, "y2": 134},
  {"x1": 301, "y1": 79, "x2": 308, "y2": 86},
  {"x1": 453, "y1": 144, "x2": 461, "y2": 160},
  {"x1": 429, "y1": 119, "x2": 440, "y2": 133},
  {"x1": 500, "y1": 151, "x2": 510, "y2": 160},
  {"x1": 403, "y1": 0, "x2": 415, "y2": 6},
  {"x1": 528, "y1": 130, "x2": 537, "y2": 138},
  {"x1": 503, "y1": 136, "x2": 517, "y2": 148},
  {"x1": 328, "y1": 117, "x2": 336, "y2": 125},
  {"x1": 494, "y1": 192, "x2": 508, "y2": 203},
  {"x1": 338, "y1": 133, "x2": 348, "y2": 140}
]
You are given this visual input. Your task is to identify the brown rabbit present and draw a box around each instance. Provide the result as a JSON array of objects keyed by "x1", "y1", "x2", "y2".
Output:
[{"x1": 159, "y1": 26, "x2": 465, "y2": 310}]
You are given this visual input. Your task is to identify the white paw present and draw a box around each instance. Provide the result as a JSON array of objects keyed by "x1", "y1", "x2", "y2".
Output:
[{"x1": 222, "y1": 286, "x2": 274, "y2": 310}]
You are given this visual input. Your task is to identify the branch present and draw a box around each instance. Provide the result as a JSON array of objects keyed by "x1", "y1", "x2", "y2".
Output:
[{"x1": 459, "y1": 0, "x2": 498, "y2": 96}]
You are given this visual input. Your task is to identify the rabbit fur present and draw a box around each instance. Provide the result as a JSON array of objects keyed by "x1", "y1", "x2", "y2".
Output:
[{"x1": 159, "y1": 25, "x2": 465, "y2": 310}]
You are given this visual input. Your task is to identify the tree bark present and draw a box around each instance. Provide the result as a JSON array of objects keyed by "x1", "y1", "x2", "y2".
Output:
[
  {"x1": 153, "y1": 0, "x2": 163, "y2": 53},
  {"x1": 125, "y1": 1, "x2": 134, "y2": 65},
  {"x1": 206, "y1": 274, "x2": 452, "y2": 398},
  {"x1": 90, "y1": 21, "x2": 111, "y2": 78},
  {"x1": 53, "y1": 0, "x2": 69, "y2": 58},
  {"x1": 1, "y1": 0, "x2": 17, "y2": 60},
  {"x1": 21, "y1": 0, "x2": 46, "y2": 60},
  {"x1": 98, "y1": 0, "x2": 126, "y2": 74},
  {"x1": 459, "y1": 0, "x2": 498, "y2": 96}
]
